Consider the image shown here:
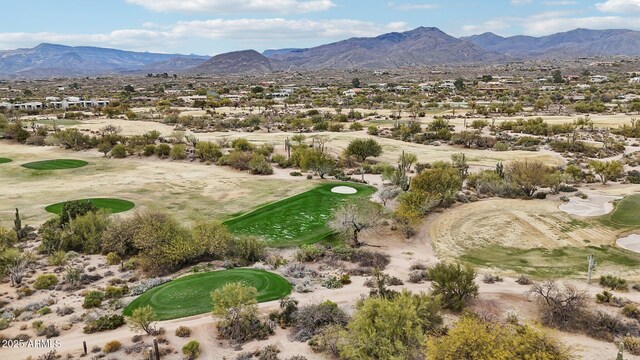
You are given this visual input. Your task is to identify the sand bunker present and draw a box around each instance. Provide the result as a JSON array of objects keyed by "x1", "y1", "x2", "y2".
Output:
[
  {"x1": 331, "y1": 186, "x2": 357, "y2": 194},
  {"x1": 617, "y1": 234, "x2": 640, "y2": 253},
  {"x1": 559, "y1": 192, "x2": 622, "y2": 217}
]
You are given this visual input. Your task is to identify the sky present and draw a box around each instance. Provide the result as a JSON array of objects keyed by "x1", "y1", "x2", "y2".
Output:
[{"x1": 2, "y1": 0, "x2": 640, "y2": 55}]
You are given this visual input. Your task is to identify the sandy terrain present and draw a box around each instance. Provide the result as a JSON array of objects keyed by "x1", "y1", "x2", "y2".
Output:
[
  {"x1": 617, "y1": 234, "x2": 640, "y2": 253},
  {"x1": 429, "y1": 198, "x2": 619, "y2": 259},
  {"x1": 559, "y1": 191, "x2": 622, "y2": 217}
]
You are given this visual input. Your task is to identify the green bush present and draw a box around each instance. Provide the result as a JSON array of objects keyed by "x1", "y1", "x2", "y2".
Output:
[
  {"x1": 142, "y1": 144, "x2": 156, "y2": 156},
  {"x1": 428, "y1": 262, "x2": 478, "y2": 311},
  {"x1": 230, "y1": 236, "x2": 266, "y2": 263},
  {"x1": 182, "y1": 340, "x2": 200, "y2": 359},
  {"x1": 170, "y1": 143, "x2": 187, "y2": 160},
  {"x1": 296, "y1": 244, "x2": 325, "y2": 262},
  {"x1": 34, "y1": 274, "x2": 58, "y2": 290},
  {"x1": 110, "y1": 144, "x2": 127, "y2": 158},
  {"x1": 37, "y1": 307, "x2": 52, "y2": 316},
  {"x1": 600, "y1": 275, "x2": 628, "y2": 291},
  {"x1": 83, "y1": 314, "x2": 125, "y2": 334},
  {"x1": 83, "y1": 290, "x2": 104, "y2": 309},
  {"x1": 248, "y1": 154, "x2": 274, "y2": 175},
  {"x1": 494, "y1": 142, "x2": 509, "y2": 151},
  {"x1": 155, "y1": 144, "x2": 171, "y2": 158},
  {"x1": 622, "y1": 304, "x2": 640, "y2": 320},
  {"x1": 103, "y1": 340, "x2": 121, "y2": 353},
  {"x1": 105, "y1": 252, "x2": 121, "y2": 265},
  {"x1": 48, "y1": 251, "x2": 67, "y2": 266},
  {"x1": 104, "y1": 285, "x2": 128, "y2": 299}
]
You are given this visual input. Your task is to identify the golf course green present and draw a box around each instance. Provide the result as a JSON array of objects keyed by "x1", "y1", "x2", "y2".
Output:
[
  {"x1": 608, "y1": 194, "x2": 640, "y2": 227},
  {"x1": 224, "y1": 182, "x2": 376, "y2": 247},
  {"x1": 22, "y1": 159, "x2": 88, "y2": 170},
  {"x1": 0, "y1": 157, "x2": 12, "y2": 164},
  {"x1": 123, "y1": 269, "x2": 291, "y2": 320},
  {"x1": 45, "y1": 198, "x2": 135, "y2": 215}
]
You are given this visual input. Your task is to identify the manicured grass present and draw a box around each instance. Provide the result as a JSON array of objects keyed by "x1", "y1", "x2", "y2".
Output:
[
  {"x1": 123, "y1": 269, "x2": 291, "y2": 320},
  {"x1": 0, "y1": 157, "x2": 12, "y2": 164},
  {"x1": 461, "y1": 245, "x2": 640, "y2": 279},
  {"x1": 45, "y1": 198, "x2": 135, "y2": 215},
  {"x1": 224, "y1": 182, "x2": 376, "y2": 247},
  {"x1": 606, "y1": 194, "x2": 640, "y2": 227},
  {"x1": 22, "y1": 159, "x2": 88, "y2": 170}
]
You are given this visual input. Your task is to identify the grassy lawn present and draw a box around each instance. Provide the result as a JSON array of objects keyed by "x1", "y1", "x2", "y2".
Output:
[
  {"x1": 604, "y1": 194, "x2": 640, "y2": 228},
  {"x1": 45, "y1": 198, "x2": 135, "y2": 214},
  {"x1": 21, "y1": 159, "x2": 88, "y2": 170},
  {"x1": 224, "y1": 182, "x2": 376, "y2": 247},
  {"x1": 123, "y1": 269, "x2": 291, "y2": 320},
  {"x1": 461, "y1": 245, "x2": 640, "y2": 278},
  {"x1": 0, "y1": 157, "x2": 11, "y2": 164}
]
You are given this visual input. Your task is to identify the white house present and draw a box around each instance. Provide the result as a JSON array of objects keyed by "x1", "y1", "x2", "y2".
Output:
[
  {"x1": 630, "y1": 77, "x2": 640, "y2": 84},
  {"x1": 590, "y1": 75, "x2": 608, "y2": 83}
]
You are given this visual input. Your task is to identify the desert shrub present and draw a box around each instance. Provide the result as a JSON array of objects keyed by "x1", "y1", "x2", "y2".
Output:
[
  {"x1": 182, "y1": 340, "x2": 200, "y2": 359},
  {"x1": 339, "y1": 291, "x2": 441, "y2": 359},
  {"x1": 426, "y1": 315, "x2": 572, "y2": 360},
  {"x1": 169, "y1": 143, "x2": 186, "y2": 160},
  {"x1": 105, "y1": 252, "x2": 121, "y2": 265},
  {"x1": 229, "y1": 236, "x2": 266, "y2": 263},
  {"x1": 105, "y1": 285, "x2": 128, "y2": 299},
  {"x1": 529, "y1": 281, "x2": 589, "y2": 331},
  {"x1": 248, "y1": 154, "x2": 274, "y2": 175},
  {"x1": 110, "y1": 144, "x2": 127, "y2": 158},
  {"x1": 271, "y1": 297, "x2": 298, "y2": 328},
  {"x1": 584, "y1": 310, "x2": 637, "y2": 341},
  {"x1": 291, "y1": 301, "x2": 349, "y2": 342},
  {"x1": 516, "y1": 275, "x2": 532, "y2": 285},
  {"x1": 83, "y1": 314, "x2": 125, "y2": 333},
  {"x1": 408, "y1": 270, "x2": 429, "y2": 283},
  {"x1": 428, "y1": 262, "x2": 478, "y2": 311},
  {"x1": 47, "y1": 251, "x2": 67, "y2": 266},
  {"x1": 103, "y1": 340, "x2": 122, "y2": 353},
  {"x1": 282, "y1": 263, "x2": 317, "y2": 279},
  {"x1": 213, "y1": 282, "x2": 273, "y2": 344},
  {"x1": 296, "y1": 244, "x2": 325, "y2": 262},
  {"x1": 289, "y1": 171, "x2": 302, "y2": 176},
  {"x1": 129, "y1": 277, "x2": 171, "y2": 296},
  {"x1": 0, "y1": 318, "x2": 10, "y2": 330},
  {"x1": 600, "y1": 275, "x2": 628, "y2": 291},
  {"x1": 34, "y1": 274, "x2": 58, "y2": 290},
  {"x1": 351, "y1": 250, "x2": 390, "y2": 269},
  {"x1": 37, "y1": 307, "x2": 51, "y2": 316},
  {"x1": 482, "y1": 274, "x2": 503, "y2": 284},
  {"x1": 624, "y1": 336, "x2": 640, "y2": 356},
  {"x1": 410, "y1": 262, "x2": 427, "y2": 271},
  {"x1": 143, "y1": 144, "x2": 156, "y2": 156},
  {"x1": 623, "y1": 304, "x2": 640, "y2": 320},
  {"x1": 175, "y1": 325, "x2": 192, "y2": 337},
  {"x1": 36, "y1": 324, "x2": 60, "y2": 338},
  {"x1": 322, "y1": 276, "x2": 343, "y2": 289},
  {"x1": 55, "y1": 306, "x2": 74, "y2": 316},
  {"x1": 155, "y1": 143, "x2": 171, "y2": 158},
  {"x1": 83, "y1": 291, "x2": 104, "y2": 309}
]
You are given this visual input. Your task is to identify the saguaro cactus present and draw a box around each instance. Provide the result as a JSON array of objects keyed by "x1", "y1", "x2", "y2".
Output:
[
  {"x1": 14, "y1": 208, "x2": 22, "y2": 240},
  {"x1": 587, "y1": 255, "x2": 597, "y2": 284}
]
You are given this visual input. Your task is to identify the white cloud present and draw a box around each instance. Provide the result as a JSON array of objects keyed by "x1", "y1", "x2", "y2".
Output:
[
  {"x1": 461, "y1": 20, "x2": 511, "y2": 34},
  {"x1": 0, "y1": 19, "x2": 409, "y2": 53},
  {"x1": 387, "y1": 2, "x2": 439, "y2": 10},
  {"x1": 126, "y1": 0, "x2": 335, "y2": 14},
  {"x1": 596, "y1": 0, "x2": 640, "y2": 13},
  {"x1": 543, "y1": 1, "x2": 577, "y2": 5},
  {"x1": 511, "y1": 0, "x2": 532, "y2": 5},
  {"x1": 522, "y1": 15, "x2": 639, "y2": 35}
]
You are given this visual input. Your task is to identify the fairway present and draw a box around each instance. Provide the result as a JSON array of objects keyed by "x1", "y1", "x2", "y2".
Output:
[
  {"x1": 22, "y1": 159, "x2": 88, "y2": 170},
  {"x1": 0, "y1": 157, "x2": 11, "y2": 164},
  {"x1": 607, "y1": 194, "x2": 640, "y2": 227},
  {"x1": 224, "y1": 182, "x2": 376, "y2": 247},
  {"x1": 461, "y1": 245, "x2": 640, "y2": 278},
  {"x1": 123, "y1": 269, "x2": 291, "y2": 320},
  {"x1": 45, "y1": 198, "x2": 135, "y2": 214}
]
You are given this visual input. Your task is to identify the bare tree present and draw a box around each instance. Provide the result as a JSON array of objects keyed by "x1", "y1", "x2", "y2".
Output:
[
  {"x1": 529, "y1": 280, "x2": 588, "y2": 330},
  {"x1": 378, "y1": 187, "x2": 401, "y2": 208},
  {"x1": 328, "y1": 200, "x2": 381, "y2": 247}
]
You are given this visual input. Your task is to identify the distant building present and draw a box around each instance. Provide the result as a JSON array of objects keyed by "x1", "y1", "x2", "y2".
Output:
[
  {"x1": 49, "y1": 97, "x2": 109, "y2": 109},
  {"x1": 630, "y1": 77, "x2": 640, "y2": 84},
  {"x1": 590, "y1": 75, "x2": 608, "y2": 83}
]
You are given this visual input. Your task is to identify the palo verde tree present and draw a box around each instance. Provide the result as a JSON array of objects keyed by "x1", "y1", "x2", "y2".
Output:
[
  {"x1": 589, "y1": 160, "x2": 623, "y2": 184},
  {"x1": 344, "y1": 138, "x2": 383, "y2": 181},
  {"x1": 410, "y1": 165, "x2": 462, "y2": 204},
  {"x1": 505, "y1": 160, "x2": 553, "y2": 197}
]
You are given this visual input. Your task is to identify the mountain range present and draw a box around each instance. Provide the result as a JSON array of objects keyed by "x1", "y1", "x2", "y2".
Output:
[{"x1": 3, "y1": 27, "x2": 640, "y2": 78}]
